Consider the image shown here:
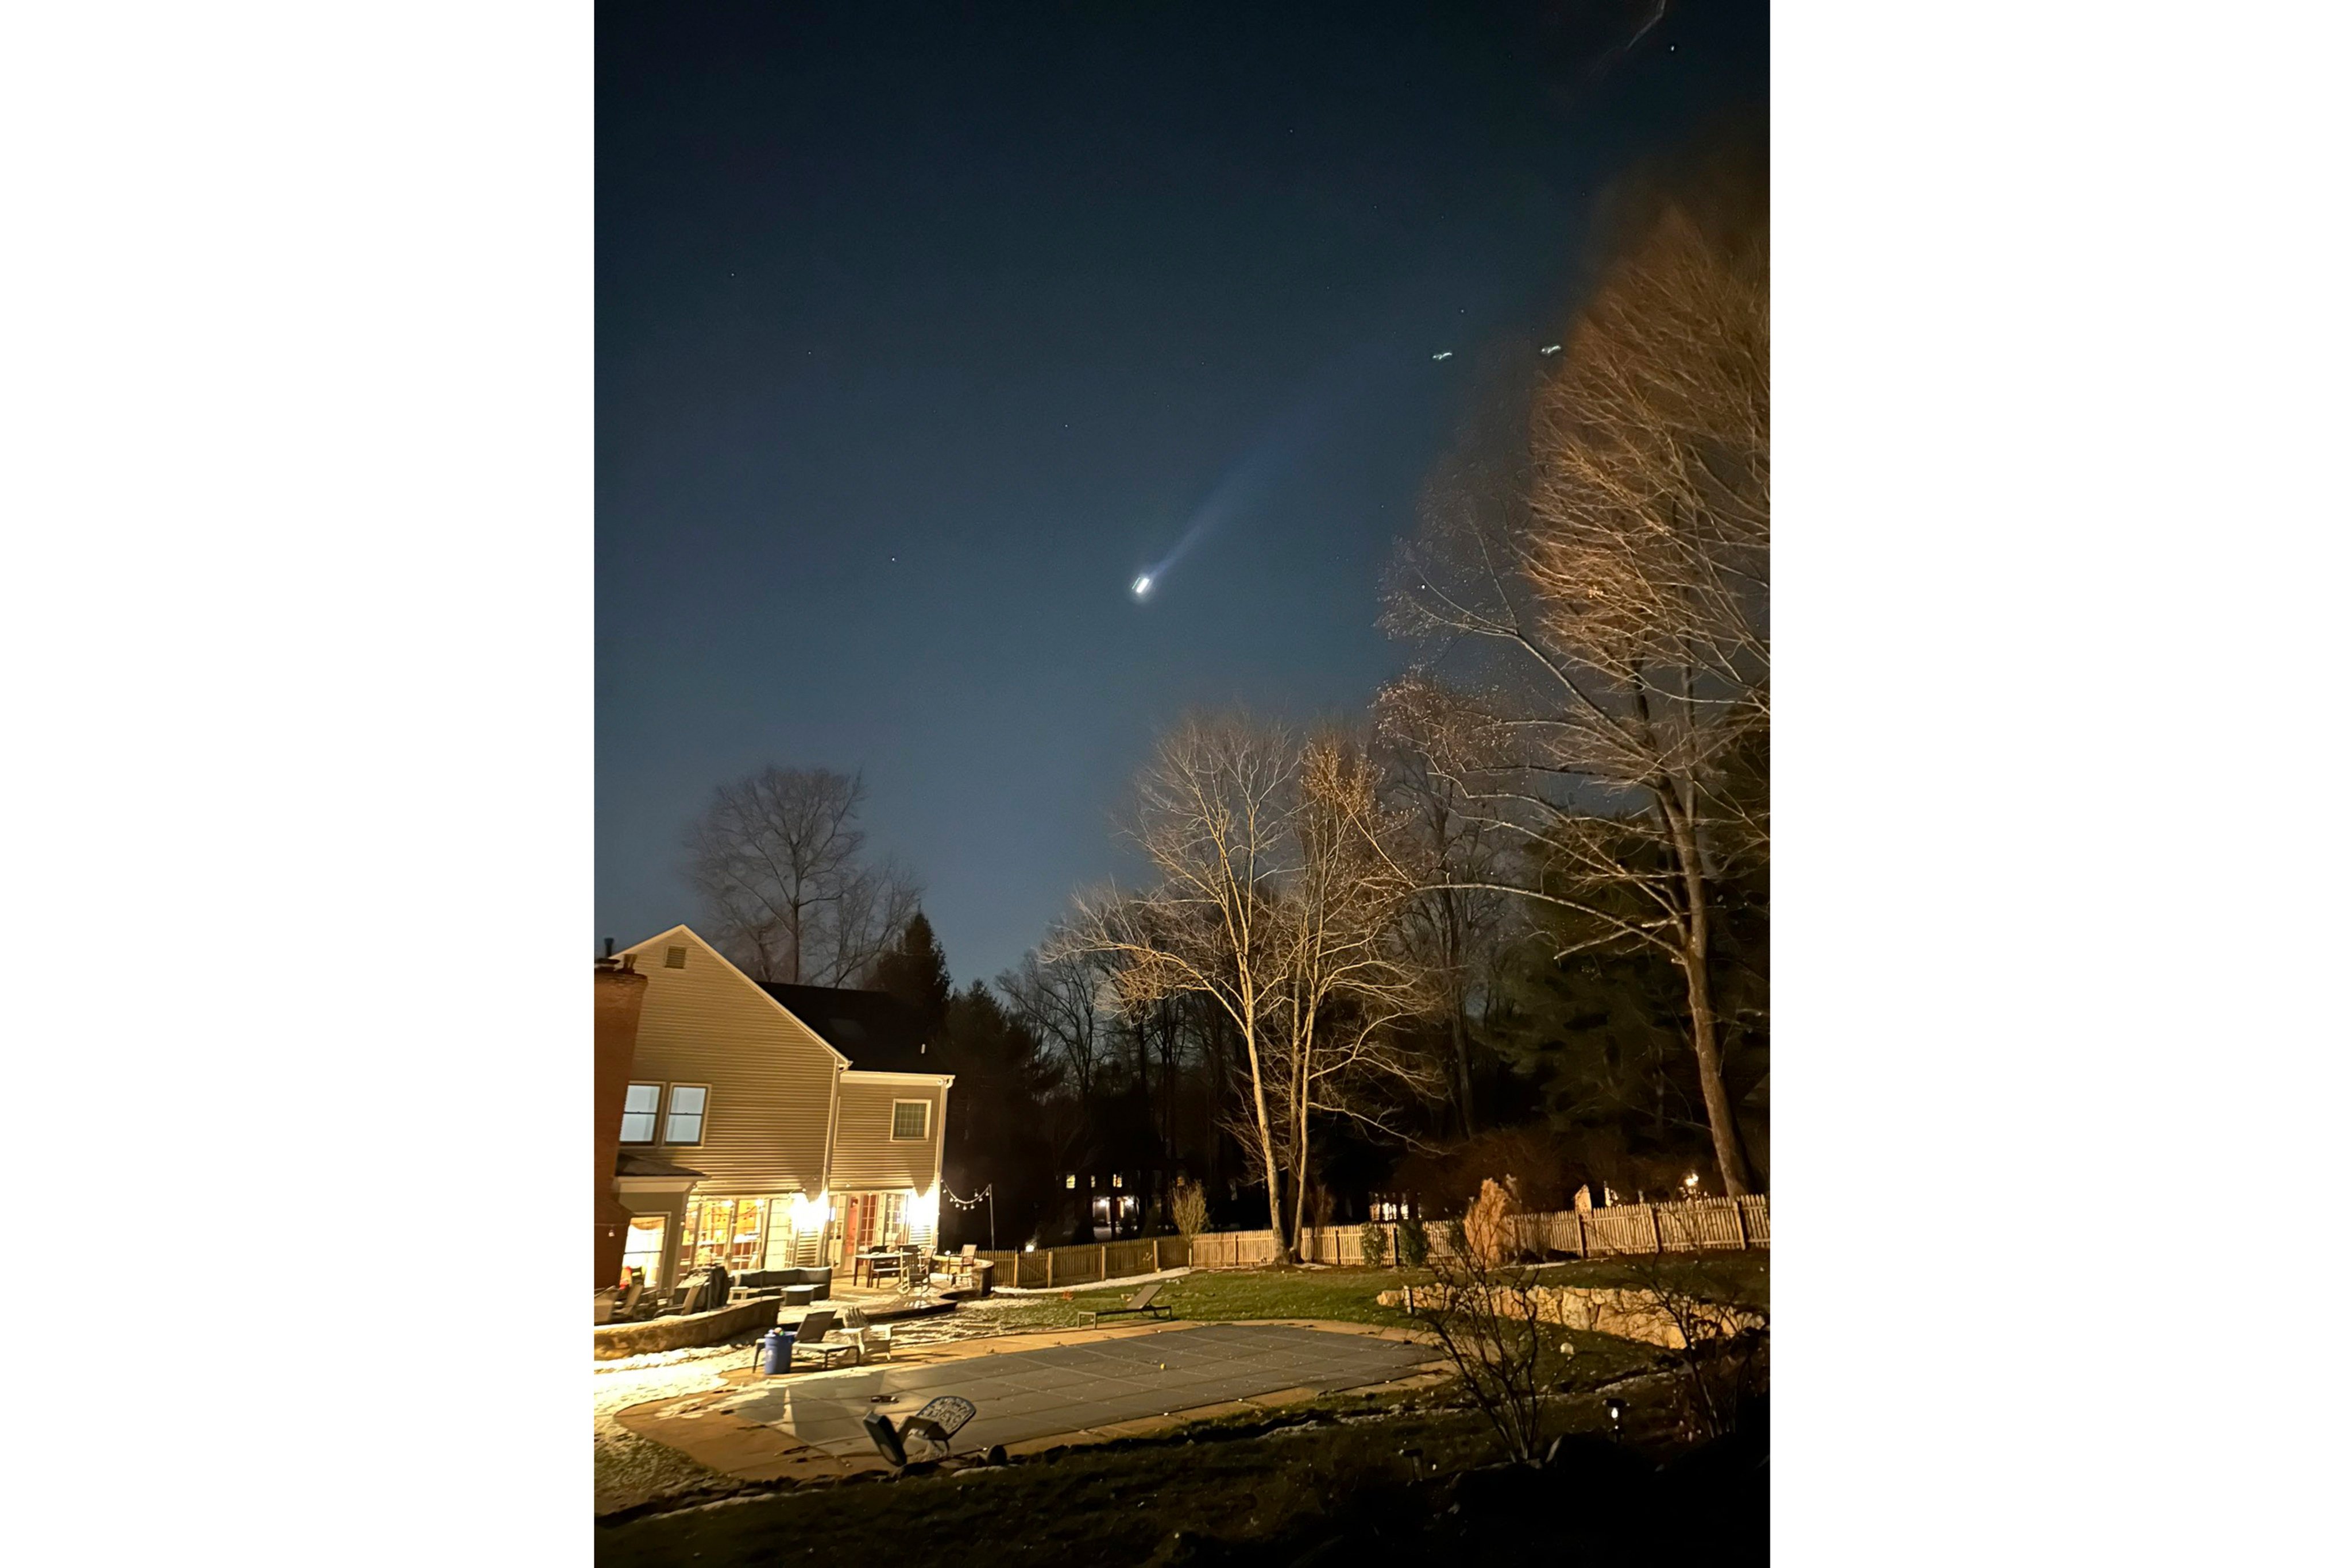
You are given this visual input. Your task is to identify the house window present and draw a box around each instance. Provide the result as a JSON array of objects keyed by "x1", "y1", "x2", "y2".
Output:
[
  {"x1": 620, "y1": 1084, "x2": 661, "y2": 1144},
  {"x1": 664, "y1": 945, "x2": 687, "y2": 968},
  {"x1": 890, "y1": 1100, "x2": 930, "y2": 1141},
  {"x1": 663, "y1": 1086, "x2": 707, "y2": 1145},
  {"x1": 679, "y1": 1198, "x2": 763, "y2": 1272}
]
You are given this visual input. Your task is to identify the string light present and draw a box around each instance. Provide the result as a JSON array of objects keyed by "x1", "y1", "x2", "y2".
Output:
[{"x1": 944, "y1": 1184, "x2": 993, "y2": 1211}]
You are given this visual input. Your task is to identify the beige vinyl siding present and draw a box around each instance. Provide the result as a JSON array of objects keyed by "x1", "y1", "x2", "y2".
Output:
[
  {"x1": 617, "y1": 928, "x2": 841, "y2": 1194},
  {"x1": 828, "y1": 1075, "x2": 947, "y2": 1192}
]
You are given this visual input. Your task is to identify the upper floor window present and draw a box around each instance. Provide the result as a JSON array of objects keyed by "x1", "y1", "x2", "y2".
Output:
[
  {"x1": 620, "y1": 1084, "x2": 661, "y2": 1144},
  {"x1": 890, "y1": 1099, "x2": 930, "y2": 1141},
  {"x1": 663, "y1": 1085, "x2": 708, "y2": 1145}
]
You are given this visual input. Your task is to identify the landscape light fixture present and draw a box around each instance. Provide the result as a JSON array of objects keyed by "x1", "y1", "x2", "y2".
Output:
[{"x1": 1604, "y1": 1396, "x2": 1628, "y2": 1440}]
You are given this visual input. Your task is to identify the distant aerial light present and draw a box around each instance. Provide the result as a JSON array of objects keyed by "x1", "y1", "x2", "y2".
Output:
[
  {"x1": 1431, "y1": 350, "x2": 1454, "y2": 361},
  {"x1": 1132, "y1": 574, "x2": 1153, "y2": 598},
  {"x1": 1540, "y1": 343, "x2": 1562, "y2": 355}
]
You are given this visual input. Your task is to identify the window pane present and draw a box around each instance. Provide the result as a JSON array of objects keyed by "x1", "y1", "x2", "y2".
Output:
[
  {"x1": 892, "y1": 1101, "x2": 927, "y2": 1140},
  {"x1": 619, "y1": 1111, "x2": 656, "y2": 1143},
  {"x1": 667, "y1": 1086, "x2": 707, "y2": 1115},
  {"x1": 624, "y1": 1083, "x2": 661, "y2": 1113},
  {"x1": 665, "y1": 1111, "x2": 703, "y2": 1144}
]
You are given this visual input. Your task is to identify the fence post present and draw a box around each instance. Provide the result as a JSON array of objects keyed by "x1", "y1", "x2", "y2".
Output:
[
  {"x1": 1649, "y1": 1204, "x2": 1664, "y2": 1254},
  {"x1": 1099, "y1": 1244, "x2": 1108, "y2": 1283},
  {"x1": 1574, "y1": 1211, "x2": 1588, "y2": 1257},
  {"x1": 1732, "y1": 1198, "x2": 1749, "y2": 1250}
]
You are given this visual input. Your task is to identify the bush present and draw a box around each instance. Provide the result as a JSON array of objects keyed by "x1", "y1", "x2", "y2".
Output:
[
  {"x1": 1462, "y1": 1177, "x2": 1521, "y2": 1267},
  {"x1": 1359, "y1": 1221, "x2": 1391, "y2": 1270},
  {"x1": 1396, "y1": 1212, "x2": 1429, "y2": 1269},
  {"x1": 1171, "y1": 1179, "x2": 1210, "y2": 1239}
]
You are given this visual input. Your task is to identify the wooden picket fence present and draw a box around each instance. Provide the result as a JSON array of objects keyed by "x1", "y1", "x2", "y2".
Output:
[
  {"x1": 979, "y1": 1234, "x2": 1193, "y2": 1291},
  {"x1": 979, "y1": 1195, "x2": 1767, "y2": 1287},
  {"x1": 1187, "y1": 1195, "x2": 1769, "y2": 1269}
]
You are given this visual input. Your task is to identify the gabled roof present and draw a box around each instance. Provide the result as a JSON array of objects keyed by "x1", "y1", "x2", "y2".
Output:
[
  {"x1": 616, "y1": 924, "x2": 851, "y2": 1069},
  {"x1": 755, "y1": 982, "x2": 940, "y2": 1074}
]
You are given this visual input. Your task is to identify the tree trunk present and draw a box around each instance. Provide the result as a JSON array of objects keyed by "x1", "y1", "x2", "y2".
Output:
[
  {"x1": 1667, "y1": 798, "x2": 1753, "y2": 1196},
  {"x1": 1238, "y1": 999, "x2": 1292, "y2": 1262},
  {"x1": 1449, "y1": 998, "x2": 1477, "y2": 1137}
]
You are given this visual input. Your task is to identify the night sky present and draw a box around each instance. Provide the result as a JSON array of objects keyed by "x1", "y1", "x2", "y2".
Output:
[{"x1": 597, "y1": 1, "x2": 1767, "y2": 987}]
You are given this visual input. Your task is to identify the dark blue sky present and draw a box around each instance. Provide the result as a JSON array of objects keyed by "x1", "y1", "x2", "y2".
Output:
[{"x1": 597, "y1": 1, "x2": 1767, "y2": 988}]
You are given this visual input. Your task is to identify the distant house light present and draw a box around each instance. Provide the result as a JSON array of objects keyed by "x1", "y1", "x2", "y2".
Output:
[{"x1": 1065, "y1": 1174, "x2": 1077, "y2": 1190}]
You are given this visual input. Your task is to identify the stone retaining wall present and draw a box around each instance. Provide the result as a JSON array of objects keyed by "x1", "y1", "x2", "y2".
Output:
[
  {"x1": 1374, "y1": 1284, "x2": 1762, "y2": 1350},
  {"x1": 593, "y1": 1295, "x2": 778, "y2": 1361}
]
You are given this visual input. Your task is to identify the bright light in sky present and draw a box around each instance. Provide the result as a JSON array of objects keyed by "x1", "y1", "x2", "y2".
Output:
[{"x1": 1131, "y1": 574, "x2": 1152, "y2": 598}]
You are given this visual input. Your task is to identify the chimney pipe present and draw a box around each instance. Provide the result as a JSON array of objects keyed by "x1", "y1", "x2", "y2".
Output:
[{"x1": 603, "y1": 936, "x2": 615, "y2": 959}]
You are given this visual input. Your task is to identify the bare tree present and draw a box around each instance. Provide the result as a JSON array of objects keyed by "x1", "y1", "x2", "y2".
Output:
[
  {"x1": 1384, "y1": 744, "x2": 1515, "y2": 1136},
  {"x1": 1270, "y1": 733, "x2": 1442, "y2": 1246},
  {"x1": 1063, "y1": 714, "x2": 1437, "y2": 1261},
  {"x1": 681, "y1": 766, "x2": 921, "y2": 985},
  {"x1": 1063, "y1": 715, "x2": 1299, "y2": 1256},
  {"x1": 999, "y1": 939, "x2": 1113, "y2": 1121},
  {"x1": 1382, "y1": 211, "x2": 1768, "y2": 1194}
]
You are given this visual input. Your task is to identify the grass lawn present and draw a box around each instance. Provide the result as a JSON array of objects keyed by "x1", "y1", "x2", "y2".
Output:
[{"x1": 988, "y1": 1250, "x2": 1768, "y2": 1329}]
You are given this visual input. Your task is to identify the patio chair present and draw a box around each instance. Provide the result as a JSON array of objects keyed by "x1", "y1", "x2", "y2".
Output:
[
  {"x1": 790, "y1": 1310, "x2": 858, "y2": 1369},
  {"x1": 840, "y1": 1306, "x2": 893, "y2": 1362},
  {"x1": 864, "y1": 1396, "x2": 977, "y2": 1468},
  {"x1": 1083, "y1": 1281, "x2": 1173, "y2": 1323}
]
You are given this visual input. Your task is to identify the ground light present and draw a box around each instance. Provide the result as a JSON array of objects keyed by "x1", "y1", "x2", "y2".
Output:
[{"x1": 1605, "y1": 1395, "x2": 1628, "y2": 1442}]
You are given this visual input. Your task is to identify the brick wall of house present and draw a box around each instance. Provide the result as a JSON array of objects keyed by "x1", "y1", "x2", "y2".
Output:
[{"x1": 594, "y1": 958, "x2": 650, "y2": 1288}]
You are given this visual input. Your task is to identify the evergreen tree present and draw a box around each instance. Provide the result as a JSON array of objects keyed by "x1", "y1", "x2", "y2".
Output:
[{"x1": 868, "y1": 909, "x2": 951, "y2": 1039}]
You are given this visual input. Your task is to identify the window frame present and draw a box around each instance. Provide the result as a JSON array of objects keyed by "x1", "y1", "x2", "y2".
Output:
[
  {"x1": 662, "y1": 1083, "x2": 709, "y2": 1146},
  {"x1": 619, "y1": 1082, "x2": 662, "y2": 1145},
  {"x1": 889, "y1": 1098, "x2": 931, "y2": 1142}
]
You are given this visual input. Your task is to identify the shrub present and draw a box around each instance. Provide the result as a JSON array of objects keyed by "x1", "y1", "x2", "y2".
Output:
[
  {"x1": 1396, "y1": 1212, "x2": 1430, "y2": 1269},
  {"x1": 1360, "y1": 1221, "x2": 1391, "y2": 1270},
  {"x1": 1171, "y1": 1179, "x2": 1210, "y2": 1239},
  {"x1": 1462, "y1": 1177, "x2": 1521, "y2": 1268}
]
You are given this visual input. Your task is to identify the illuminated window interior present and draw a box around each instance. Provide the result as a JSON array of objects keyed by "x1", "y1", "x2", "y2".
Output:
[{"x1": 621, "y1": 1215, "x2": 666, "y2": 1288}]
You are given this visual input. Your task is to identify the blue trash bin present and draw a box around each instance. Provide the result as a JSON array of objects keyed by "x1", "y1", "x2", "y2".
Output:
[{"x1": 760, "y1": 1327, "x2": 797, "y2": 1374}]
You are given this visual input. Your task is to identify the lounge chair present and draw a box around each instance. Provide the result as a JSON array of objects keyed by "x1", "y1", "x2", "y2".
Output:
[
  {"x1": 1083, "y1": 1281, "x2": 1173, "y2": 1323},
  {"x1": 790, "y1": 1310, "x2": 859, "y2": 1369}
]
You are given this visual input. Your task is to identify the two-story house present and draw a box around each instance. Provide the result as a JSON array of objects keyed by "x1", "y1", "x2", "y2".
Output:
[{"x1": 606, "y1": 924, "x2": 953, "y2": 1292}]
